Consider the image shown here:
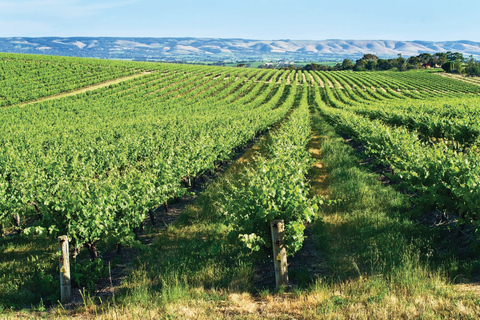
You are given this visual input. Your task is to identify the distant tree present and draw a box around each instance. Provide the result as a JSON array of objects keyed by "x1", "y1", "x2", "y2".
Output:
[
  {"x1": 434, "y1": 52, "x2": 448, "y2": 65},
  {"x1": 303, "y1": 63, "x2": 318, "y2": 71},
  {"x1": 406, "y1": 56, "x2": 420, "y2": 67},
  {"x1": 465, "y1": 55, "x2": 480, "y2": 76},
  {"x1": 417, "y1": 53, "x2": 433, "y2": 64},
  {"x1": 428, "y1": 58, "x2": 437, "y2": 67},
  {"x1": 446, "y1": 51, "x2": 464, "y2": 62},
  {"x1": 406, "y1": 63, "x2": 418, "y2": 70},
  {"x1": 361, "y1": 54, "x2": 379, "y2": 61},
  {"x1": 396, "y1": 54, "x2": 406, "y2": 70},
  {"x1": 377, "y1": 59, "x2": 393, "y2": 70},
  {"x1": 465, "y1": 64, "x2": 480, "y2": 77},
  {"x1": 353, "y1": 59, "x2": 366, "y2": 71},
  {"x1": 355, "y1": 59, "x2": 367, "y2": 67},
  {"x1": 366, "y1": 60, "x2": 377, "y2": 71},
  {"x1": 341, "y1": 59, "x2": 354, "y2": 70},
  {"x1": 343, "y1": 51, "x2": 474, "y2": 73},
  {"x1": 454, "y1": 59, "x2": 463, "y2": 74},
  {"x1": 237, "y1": 63, "x2": 246, "y2": 67},
  {"x1": 303, "y1": 63, "x2": 333, "y2": 71},
  {"x1": 442, "y1": 61, "x2": 455, "y2": 73}
]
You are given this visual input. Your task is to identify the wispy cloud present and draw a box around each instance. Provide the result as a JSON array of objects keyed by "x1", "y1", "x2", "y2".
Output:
[
  {"x1": 0, "y1": 19, "x2": 54, "y2": 36},
  {"x1": 0, "y1": 0, "x2": 137, "y2": 18}
]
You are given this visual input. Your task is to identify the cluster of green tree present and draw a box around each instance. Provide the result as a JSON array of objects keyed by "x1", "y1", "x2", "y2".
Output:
[
  {"x1": 463, "y1": 56, "x2": 480, "y2": 76},
  {"x1": 295, "y1": 52, "x2": 480, "y2": 76},
  {"x1": 436, "y1": 53, "x2": 480, "y2": 76}
]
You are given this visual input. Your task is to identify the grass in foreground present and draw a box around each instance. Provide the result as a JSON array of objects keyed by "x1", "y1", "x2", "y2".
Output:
[
  {"x1": 0, "y1": 233, "x2": 59, "y2": 310},
  {"x1": 305, "y1": 110, "x2": 480, "y2": 319}
]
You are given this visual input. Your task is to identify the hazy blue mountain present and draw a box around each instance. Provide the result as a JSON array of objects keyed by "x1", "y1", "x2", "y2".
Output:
[{"x1": 1, "y1": 37, "x2": 479, "y2": 61}]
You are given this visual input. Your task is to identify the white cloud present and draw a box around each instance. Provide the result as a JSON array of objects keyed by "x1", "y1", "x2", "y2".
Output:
[
  {"x1": 0, "y1": 0, "x2": 140, "y2": 36},
  {"x1": 0, "y1": 0, "x2": 137, "y2": 19}
]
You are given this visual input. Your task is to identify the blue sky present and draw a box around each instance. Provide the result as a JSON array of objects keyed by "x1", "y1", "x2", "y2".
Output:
[{"x1": 0, "y1": 0, "x2": 479, "y2": 41}]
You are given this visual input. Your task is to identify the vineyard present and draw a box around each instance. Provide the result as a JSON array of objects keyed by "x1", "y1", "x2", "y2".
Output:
[
  {"x1": 311, "y1": 70, "x2": 480, "y2": 222},
  {"x1": 1, "y1": 53, "x2": 480, "y2": 318}
]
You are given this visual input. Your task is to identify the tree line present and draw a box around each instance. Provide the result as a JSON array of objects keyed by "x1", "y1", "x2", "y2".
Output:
[{"x1": 286, "y1": 52, "x2": 480, "y2": 76}]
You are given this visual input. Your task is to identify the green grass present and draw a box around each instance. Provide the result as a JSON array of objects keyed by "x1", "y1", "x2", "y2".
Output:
[
  {"x1": 311, "y1": 109, "x2": 434, "y2": 279},
  {"x1": 302, "y1": 109, "x2": 480, "y2": 318},
  {"x1": 0, "y1": 234, "x2": 59, "y2": 309},
  {"x1": 0, "y1": 223, "x2": 117, "y2": 310}
]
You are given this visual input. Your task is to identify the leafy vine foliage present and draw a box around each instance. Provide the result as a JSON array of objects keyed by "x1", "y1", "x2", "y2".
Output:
[
  {"x1": 312, "y1": 70, "x2": 480, "y2": 226},
  {"x1": 0, "y1": 56, "x2": 291, "y2": 259},
  {"x1": 221, "y1": 84, "x2": 320, "y2": 256}
]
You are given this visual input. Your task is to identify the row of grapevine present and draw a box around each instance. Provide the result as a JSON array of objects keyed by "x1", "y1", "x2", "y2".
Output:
[
  {"x1": 281, "y1": 69, "x2": 479, "y2": 104},
  {"x1": 0, "y1": 63, "x2": 289, "y2": 258},
  {"x1": 380, "y1": 70, "x2": 480, "y2": 94},
  {"x1": 337, "y1": 96, "x2": 480, "y2": 145},
  {"x1": 0, "y1": 52, "x2": 281, "y2": 108},
  {"x1": 221, "y1": 83, "x2": 318, "y2": 255},
  {"x1": 0, "y1": 53, "x2": 148, "y2": 106},
  {"x1": 313, "y1": 84, "x2": 480, "y2": 224},
  {"x1": 313, "y1": 70, "x2": 480, "y2": 146}
]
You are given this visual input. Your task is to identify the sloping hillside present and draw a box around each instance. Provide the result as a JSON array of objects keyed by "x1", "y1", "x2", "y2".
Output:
[{"x1": 1, "y1": 37, "x2": 479, "y2": 61}]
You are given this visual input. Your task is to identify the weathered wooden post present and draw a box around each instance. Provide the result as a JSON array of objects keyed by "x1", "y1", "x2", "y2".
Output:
[
  {"x1": 270, "y1": 219, "x2": 288, "y2": 288},
  {"x1": 58, "y1": 235, "x2": 71, "y2": 304},
  {"x1": 148, "y1": 208, "x2": 156, "y2": 225},
  {"x1": 14, "y1": 213, "x2": 21, "y2": 234}
]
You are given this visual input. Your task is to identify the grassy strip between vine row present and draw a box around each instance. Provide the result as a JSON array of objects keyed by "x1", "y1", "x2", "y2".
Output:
[
  {"x1": 319, "y1": 75, "x2": 480, "y2": 146},
  {"x1": 314, "y1": 84, "x2": 480, "y2": 225},
  {"x1": 220, "y1": 82, "x2": 319, "y2": 256}
]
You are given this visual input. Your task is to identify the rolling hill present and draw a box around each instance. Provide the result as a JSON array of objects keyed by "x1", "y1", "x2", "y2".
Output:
[{"x1": 1, "y1": 37, "x2": 479, "y2": 61}]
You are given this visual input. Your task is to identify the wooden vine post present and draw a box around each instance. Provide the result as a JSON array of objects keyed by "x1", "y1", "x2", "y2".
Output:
[
  {"x1": 58, "y1": 235, "x2": 71, "y2": 304},
  {"x1": 270, "y1": 219, "x2": 288, "y2": 288}
]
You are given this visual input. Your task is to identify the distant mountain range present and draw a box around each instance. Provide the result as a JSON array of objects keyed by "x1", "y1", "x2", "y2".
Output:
[{"x1": 1, "y1": 37, "x2": 480, "y2": 62}]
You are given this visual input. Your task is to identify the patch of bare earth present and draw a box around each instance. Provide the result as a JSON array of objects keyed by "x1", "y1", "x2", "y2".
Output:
[
  {"x1": 324, "y1": 77, "x2": 334, "y2": 88},
  {"x1": 21, "y1": 71, "x2": 155, "y2": 107},
  {"x1": 302, "y1": 72, "x2": 307, "y2": 85},
  {"x1": 286, "y1": 75, "x2": 291, "y2": 85},
  {"x1": 438, "y1": 73, "x2": 480, "y2": 87},
  {"x1": 307, "y1": 72, "x2": 315, "y2": 85},
  {"x1": 311, "y1": 72, "x2": 324, "y2": 88},
  {"x1": 333, "y1": 79, "x2": 344, "y2": 89}
]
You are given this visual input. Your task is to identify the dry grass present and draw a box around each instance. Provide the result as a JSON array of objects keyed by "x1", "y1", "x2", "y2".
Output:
[{"x1": 7, "y1": 282, "x2": 477, "y2": 319}]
